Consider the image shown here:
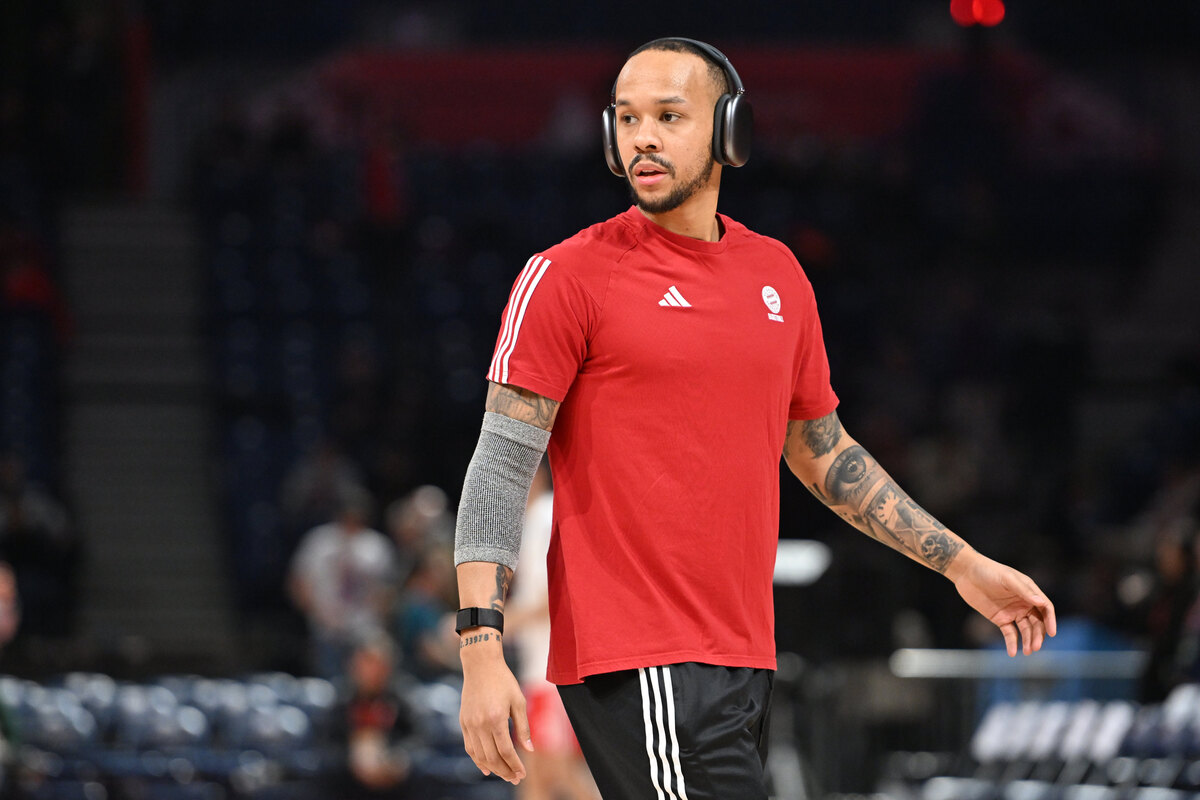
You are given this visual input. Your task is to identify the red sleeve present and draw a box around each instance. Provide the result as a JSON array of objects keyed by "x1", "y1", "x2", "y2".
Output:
[
  {"x1": 485, "y1": 254, "x2": 595, "y2": 402},
  {"x1": 788, "y1": 278, "x2": 839, "y2": 421}
]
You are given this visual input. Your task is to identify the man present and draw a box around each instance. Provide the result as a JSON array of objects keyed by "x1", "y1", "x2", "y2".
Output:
[
  {"x1": 454, "y1": 38, "x2": 1055, "y2": 799},
  {"x1": 288, "y1": 486, "x2": 395, "y2": 678}
]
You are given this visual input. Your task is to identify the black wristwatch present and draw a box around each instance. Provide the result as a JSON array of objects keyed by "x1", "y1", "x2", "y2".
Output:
[{"x1": 455, "y1": 607, "x2": 504, "y2": 635}]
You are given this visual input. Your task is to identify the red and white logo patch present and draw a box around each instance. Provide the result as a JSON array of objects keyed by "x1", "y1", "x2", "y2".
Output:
[{"x1": 762, "y1": 286, "x2": 784, "y2": 322}]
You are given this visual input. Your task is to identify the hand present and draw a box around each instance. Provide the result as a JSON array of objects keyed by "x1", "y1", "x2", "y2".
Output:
[
  {"x1": 948, "y1": 550, "x2": 1057, "y2": 656},
  {"x1": 459, "y1": 637, "x2": 534, "y2": 784}
]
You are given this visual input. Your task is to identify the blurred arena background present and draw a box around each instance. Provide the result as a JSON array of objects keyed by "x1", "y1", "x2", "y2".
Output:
[{"x1": 1, "y1": 1, "x2": 1199, "y2": 798}]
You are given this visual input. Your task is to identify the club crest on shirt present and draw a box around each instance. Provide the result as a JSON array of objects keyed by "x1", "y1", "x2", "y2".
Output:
[{"x1": 761, "y1": 286, "x2": 784, "y2": 322}]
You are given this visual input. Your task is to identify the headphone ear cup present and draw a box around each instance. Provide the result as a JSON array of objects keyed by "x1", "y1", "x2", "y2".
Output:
[
  {"x1": 720, "y1": 94, "x2": 753, "y2": 168},
  {"x1": 601, "y1": 106, "x2": 624, "y2": 177},
  {"x1": 711, "y1": 94, "x2": 731, "y2": 165}
]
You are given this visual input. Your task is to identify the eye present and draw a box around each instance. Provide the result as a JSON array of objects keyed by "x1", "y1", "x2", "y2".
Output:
[
  {"x1": 661, "y1": 112, "x2": 681, "y2": 122},
  {"x1": 619, "y1": 114, "x2": 637, "y2": 125}
]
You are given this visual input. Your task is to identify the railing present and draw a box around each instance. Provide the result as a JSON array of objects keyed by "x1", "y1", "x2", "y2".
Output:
[
  {"x1": 773, "y1": 649, "x2": 1149, "y2": 797},
  {"x1": 889, "y1": 649, "x2": 1148, "y2": 680}
]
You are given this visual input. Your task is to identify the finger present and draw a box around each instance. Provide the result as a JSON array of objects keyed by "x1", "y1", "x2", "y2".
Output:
[
  {"x1": 1030, "y1": 616, "x2": 1046, "y2": 652},
  {"x1": 471, "y1": 732, "x2": 494, "y2": 777},
  {"x1": 477, "y1": 729, "x2": 516, "y2": 782},
  {"x1": 1040, "y1": 598, "x2": 1057, "y2": 638},
  {"x1": 463, "y1": 730, "x2": 491, "y2": 776},
  {"x1": 1018, "y1": 578, "x2": 1057, "y2": 638},
  {"x1": 1016, "y1": 615, "x2": 1034, "y2": 655},
  {"x1": 512, "y1": 696, "x2": 535, "y2": 753},
  {"x1": 1000, "y1": 621, "x2": 1018, "y2": 657},
  {"x1": 490, "y1": 726, "x2": 527, "y2": 784}
]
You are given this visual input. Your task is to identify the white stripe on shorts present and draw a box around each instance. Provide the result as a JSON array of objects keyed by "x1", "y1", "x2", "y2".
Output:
[{"x1": 639, "y1": 666, "x2": 689, "y2": 800}]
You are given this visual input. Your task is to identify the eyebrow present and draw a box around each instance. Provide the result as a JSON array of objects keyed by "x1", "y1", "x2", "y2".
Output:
[{"x1": 614, "y1": 96, "x2": 689, "y2": 107}]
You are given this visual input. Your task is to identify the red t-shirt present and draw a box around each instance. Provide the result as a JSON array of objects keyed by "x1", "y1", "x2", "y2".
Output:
[{"x1": 487, "y1": 207, "x2": 839, "y2": 684}]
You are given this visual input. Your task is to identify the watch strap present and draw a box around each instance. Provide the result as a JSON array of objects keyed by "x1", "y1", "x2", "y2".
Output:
[{"x1": 455, "y1": 606, "x2": 504, "y2": 635}]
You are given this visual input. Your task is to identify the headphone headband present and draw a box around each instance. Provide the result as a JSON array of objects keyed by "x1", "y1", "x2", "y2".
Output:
[{"x1": 609, "y1": 37, "x2": 745, "y2": 104}]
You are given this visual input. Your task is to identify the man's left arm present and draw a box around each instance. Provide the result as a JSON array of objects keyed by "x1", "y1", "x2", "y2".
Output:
[{"x1": 783, "y1": 409, "x2": 1057, "y2": 656}]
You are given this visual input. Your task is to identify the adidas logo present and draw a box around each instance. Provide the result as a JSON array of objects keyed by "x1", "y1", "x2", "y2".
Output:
[{"x1": 658, "y1": 285, "x2": 692, "y2": 308}]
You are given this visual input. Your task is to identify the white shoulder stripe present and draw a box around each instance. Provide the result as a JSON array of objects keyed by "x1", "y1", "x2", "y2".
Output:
[
  {"x1": 489, "y1": 255, "x2": 541, "y2": 381},
  {"x1": 497, "y1": 258, "x2": 550, "y2": 384},
  {"x1": 488, "y1": 256, "x2": 549, "y2": 384}
]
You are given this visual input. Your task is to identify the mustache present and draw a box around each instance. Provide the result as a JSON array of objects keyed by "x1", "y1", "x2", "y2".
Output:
[{"x1": 628, "y1": 153, "x2": 675, "y2": 178}]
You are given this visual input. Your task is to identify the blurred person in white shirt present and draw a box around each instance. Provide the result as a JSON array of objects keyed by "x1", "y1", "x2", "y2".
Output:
[
  {"x1": 504, "y1": 463, "x2": 598, "y2": 800},
  {"x1": 289, "y1": 486, "x2": 395, "y2": 677}
]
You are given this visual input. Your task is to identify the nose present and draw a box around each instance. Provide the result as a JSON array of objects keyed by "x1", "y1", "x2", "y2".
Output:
[{"x1": 631, "y1": 119, "x2": 661, "y2": 153}]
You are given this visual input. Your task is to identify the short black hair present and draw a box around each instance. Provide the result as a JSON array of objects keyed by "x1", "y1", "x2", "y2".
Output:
[{"x1": 626, "y1": 38, "x2": 733, "y2": 97}]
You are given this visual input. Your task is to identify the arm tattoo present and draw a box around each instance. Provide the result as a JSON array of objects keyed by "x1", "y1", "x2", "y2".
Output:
[
  {"x1": 806, "y1": 443, "x2": 964, "y2": 574},
  {"x1": 784, "y1": 411, "x2": 843, "y2": 462},
  {"x1": 490, "y1": 564, "x2": 513, "y2": 612},
  {"x1": 799, "y1": 411, "x2": 843, "y2": 457},
  {"x1": 460, "y1": 631, "x2": 502, "y2": 649},
  {"x1": 864, "y1": 481, "x2": 962, "y2": 572},
  {"x1": 486, "y1": 382, "x2": 560, "y2": 430}
]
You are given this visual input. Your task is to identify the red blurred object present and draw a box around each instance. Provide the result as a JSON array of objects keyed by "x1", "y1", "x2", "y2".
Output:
[
  {"x1": 950, "y1": 0, "x2": 1005, "y2": 27},
  {"x1": 950, "y1": 0, "x2": 977, "y2": 26},
  {"x1": 975, "y1": 0, "x2": 1006, "y2": 26}
]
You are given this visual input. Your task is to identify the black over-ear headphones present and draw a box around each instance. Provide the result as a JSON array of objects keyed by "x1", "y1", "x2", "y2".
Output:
[{"x1": 602, "y1": 37, "x2": 753, "y2": 178}]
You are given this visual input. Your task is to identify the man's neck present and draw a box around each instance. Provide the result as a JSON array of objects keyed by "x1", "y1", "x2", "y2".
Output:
[{"x1": 637, "y1": 189, "x2": 722, "y2": 242}]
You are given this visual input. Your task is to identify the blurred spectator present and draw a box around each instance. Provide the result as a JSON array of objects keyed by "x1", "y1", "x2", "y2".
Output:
[
  {"x1": 0, "y1": 219, "x2": 71, "y2": 345},
  {"x1": 0, "y1": 562, "x2": 20, "y2": 648},
  {"x1": 392, "y1": 546, "x2": 458, "y2": 682},
  {"x1": 0, "y1": 451, "x2": 77, "y2": 637},
  {"x1": 339, "y1": 632, "x2": 415, "y2": 798},
  {"x1": 384, "y1": 484, "x2": 453, "y2": 585},
  {"x1": 281, "y1": 438, "x2": 367, "y2": 537},
  {"x1": 505, "y1": 463, "x2": 597, "y2": 800},
  {"x1": 288, "y1": 486, "x2": 395, "y2": 677},
  {"x1": 1136, "y1": 522, "x2": 1200, "y2": 702},
  {"x1": 1101, "y1": 356, "x2": 1200, "y2": 526}
]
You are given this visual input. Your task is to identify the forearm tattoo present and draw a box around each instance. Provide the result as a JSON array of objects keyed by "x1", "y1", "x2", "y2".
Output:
[
  {"x1": 460, "y1": 631, "x2": 501, "y2": 649},
  {"x1": 486, "y1": 382, "x2": 559, "y2": 430},
  {"x1": 490, "y1": 564, "x2": 512, "y2": 612},
  {"x1": 808, "y1": 443, "x2": 964, "y2": 573}
]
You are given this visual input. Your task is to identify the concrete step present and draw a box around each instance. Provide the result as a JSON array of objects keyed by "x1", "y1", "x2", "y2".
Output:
[
  {"x1": 67, "y1": 361, "x2": 207, "y2": 389},
  {"x1": 83, "y1": 574, "x2": 230, "y2": 599},
  {"x1": 63, "y1": 267, "x2": 202, "y2": 301},
  {"x1": 66, "y1": 291, "x2": 203, "y2": 319},
  {"x1": 69, "y1": 312, "x2": 204, "y2": 339},
  {"x1": 62, "y1": 201, "x2": 236, "y2": 660},
  {"x1": 68, "y1": 402, "x2": 209, "y2": 428},
  {"x1": 62, "y1": 221, "x2": 198, "y2": 252}
]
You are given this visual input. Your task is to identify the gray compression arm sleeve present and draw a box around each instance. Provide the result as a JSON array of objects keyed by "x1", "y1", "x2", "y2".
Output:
[{"x1": 454, "y1": 411, "x2": 551, "y2": 569}]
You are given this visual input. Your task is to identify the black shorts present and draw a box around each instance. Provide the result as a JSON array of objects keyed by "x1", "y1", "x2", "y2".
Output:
[{"x1": 557, "y1": 662, "x2": 773, "y2": 800}]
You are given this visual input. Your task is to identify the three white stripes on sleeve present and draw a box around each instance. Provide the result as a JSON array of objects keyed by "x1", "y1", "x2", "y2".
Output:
[
  {"x1": 488, "y1": 255, "x2": 552, "y2": 385},
  {"x1": 639, "y1": 666, "x2": 690, "y2": 800}
]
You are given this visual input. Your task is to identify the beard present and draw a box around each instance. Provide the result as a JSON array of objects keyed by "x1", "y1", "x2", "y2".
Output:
[{"x1": 627, "y1": 152, "x2": 715, "y2": 214}]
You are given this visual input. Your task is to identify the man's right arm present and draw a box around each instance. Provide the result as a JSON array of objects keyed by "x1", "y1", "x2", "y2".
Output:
[{"x1": 456, "y1": 381, "x2": 560, "y2": 786}]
